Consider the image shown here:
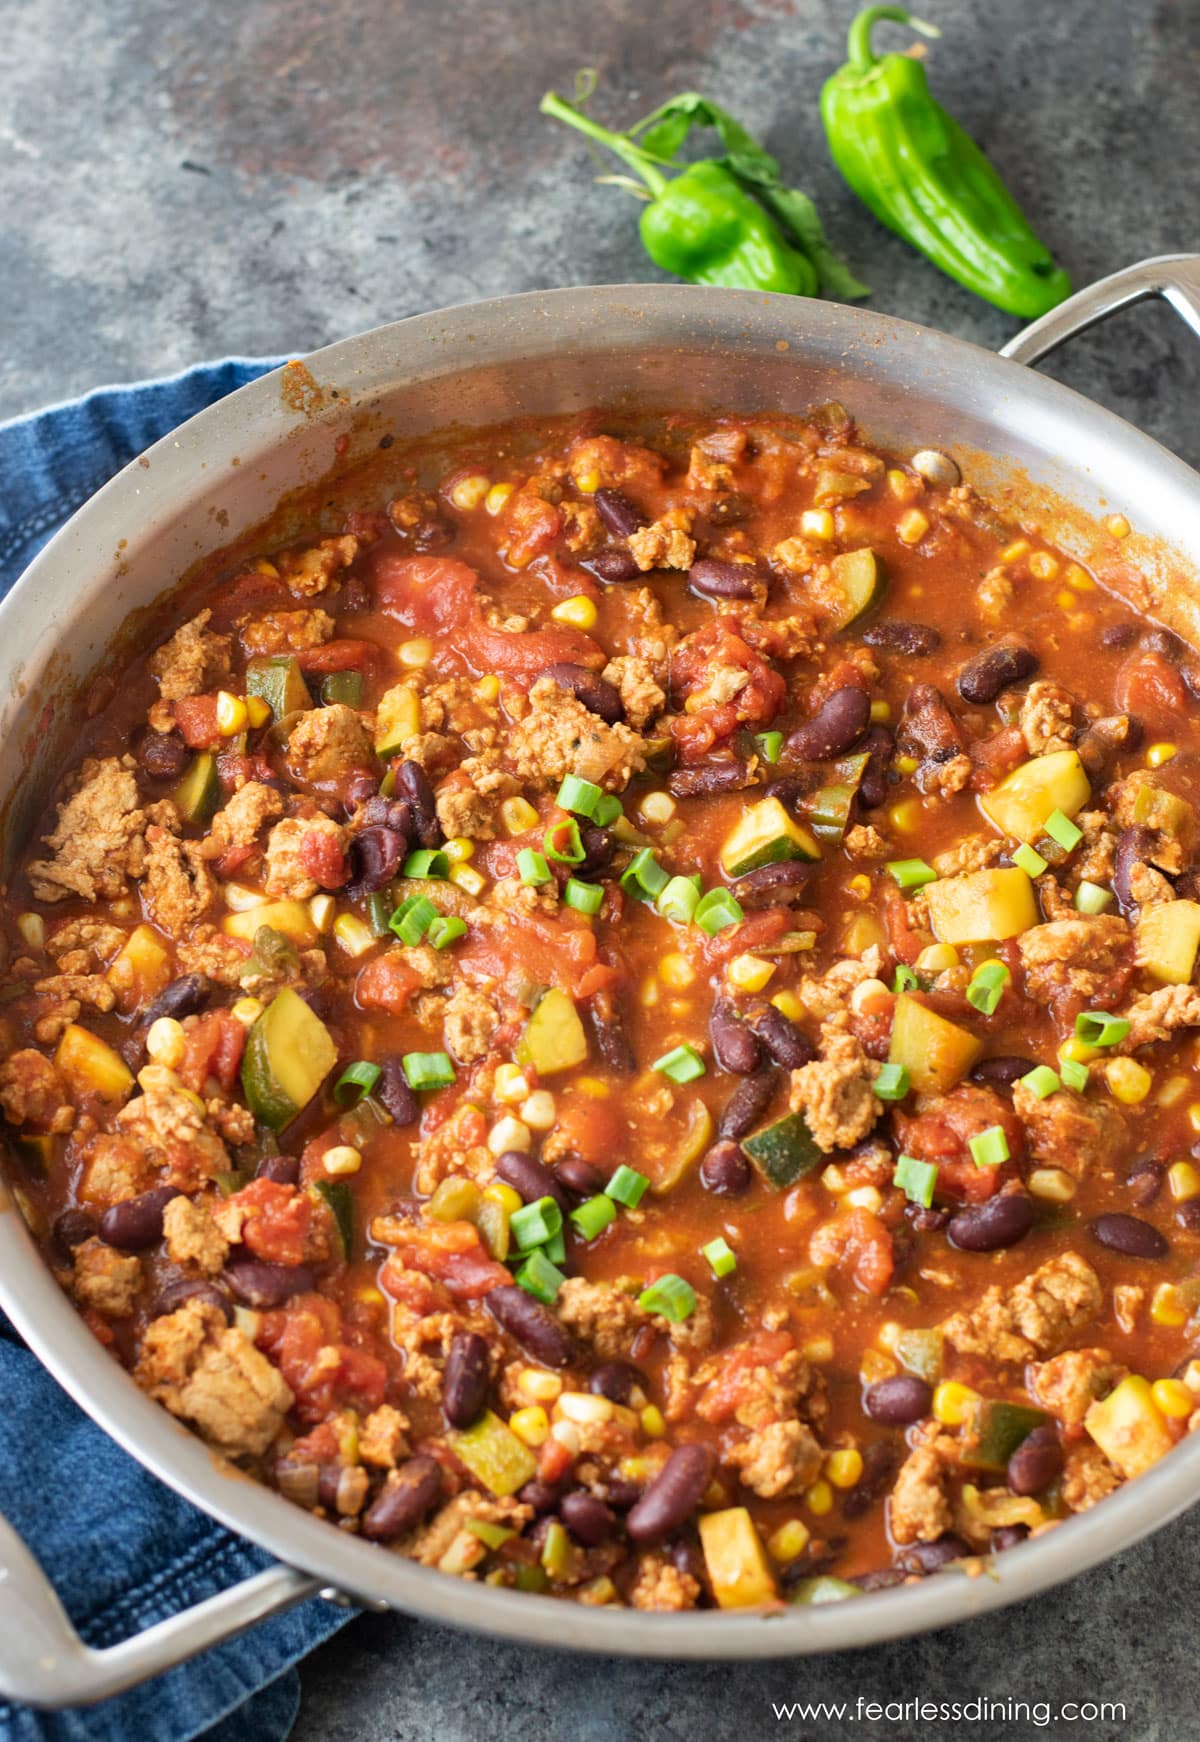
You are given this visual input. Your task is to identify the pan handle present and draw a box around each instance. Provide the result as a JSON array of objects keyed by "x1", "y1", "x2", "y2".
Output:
[
  {"x1": 1000, "y1": 253, "x2": 1200, "y2": 367},
  {"x1": 0, "y1": 1509, "x2": 331, "y2": 1709}
]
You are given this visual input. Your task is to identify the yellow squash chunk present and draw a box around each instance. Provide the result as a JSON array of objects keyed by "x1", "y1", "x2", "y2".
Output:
[
  {"x1": 926, "y1": 867, "x2": 1038, "y2": 945},
  {"x1": 516, "y1": 988, "x2": 588, "y2": 1077},
  {"x1": 106, "y1": 923, "x2": 172, "y2": 1009},
  {"x1": 980, "y1": 750, "x2": 1091, "y2": 845},
  {"x1": 1085, "y1": 1375, "x2": 1174, "y2": 1479},
  {"x1": 448, "y1": 1410, "x2": 538, "y2": 1497},
  {"x1": 375, "y1": 684, "x2": 420, "y2": 758},
  {"x1": 1136, "y1": 900, "x2": 1200, "y2": 985},
  {"x1": 888, "y1": 992, "x2": 982, "y2": 1095},
  {"x1": 698, "y1": 1507, "x2": 779, "y2": 1609},
  {"x1": 721, "y1": 796, "x2": 821, "y2": 879},
  {"x1": 54, "y1": 1024, "x2": 134, "y2": 1103},
  {"x1": 223, "y1": 900, "x2": 318, "y2": 948},
  {"x1": 241, "y1": 986, "x2": 337, "y2": 1129}
]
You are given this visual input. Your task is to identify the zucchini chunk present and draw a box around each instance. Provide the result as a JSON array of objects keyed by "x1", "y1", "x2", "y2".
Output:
[
  {"x1": 827, "y1": 548, "x2": 887, "y2": 629},
  {"x1": 54, "y1": 1024, "x2": 134, "y2": 1103},
  {"x1": 246, "y1": 655, "x2": 312, "y2": 720},
  {"x1": 242, "y1": 987, "x2": 337, "y2": 1130},
  {"x1": 743, "y1": 1112, "x2": 823, "y2": 1190},
  {"x1": 961, "y1": 1400, "x2": 1048, "y2": 1473},
  {"x1": 447, "y1": 1410, "x2": 538, "y2": 1496},
  {"x1": 1136, "y1": 899, "x2": 1200, "y2": 984},
  {"x1": 888, "y1": 992, "x2": 982, "y2": 1095},
  {"x1": 311, "y1": 1178, "x2": 354, "y2": 1258},
  {"x1": 980, "y1": 750, "x2": 1090, "y2": 845},
  {"x1": 375, "y1": 684, "x2": 421, "y2": 758},
  {"x1": 926, "y1": 867, "x2": 1037, "y2": 945},
  {"x1": 698, "y1": 1507, "x2": 778, "y2": 1608},
  {"x1": 173, "y1": 752, "x2": 220, "y2": 826},
  {"x1": 721, "y1": 796, "x2": 821, "y2": 879},
  {"x1": 1085, "y1": 1376, "x2": 1174, "y2": 1479},
  {"x1": 516, "y1": 988, "x2": 588, "y2": 1077}
]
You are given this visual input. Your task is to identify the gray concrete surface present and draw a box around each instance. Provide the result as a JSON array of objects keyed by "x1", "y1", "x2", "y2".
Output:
[{"x1": 2, "y1": 0, "x2": 1198, "y2": 1736}]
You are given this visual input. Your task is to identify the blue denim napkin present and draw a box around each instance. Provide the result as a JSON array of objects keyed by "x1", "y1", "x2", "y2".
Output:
[{"x1": 0, "y1": 360, "x2": 355, "y2": 1742}]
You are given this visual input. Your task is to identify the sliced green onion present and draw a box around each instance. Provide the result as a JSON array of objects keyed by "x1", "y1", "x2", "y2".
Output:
[
  {"x1": 1044, "y1": 809, "x2": 1082, "y2": 852},
  {"x1": 702, "y1": 1236, "x2": 737, "y2": 1278},
  {"x1": 606, "y1": 1164, "x2": 650, "y2": 1208},
  {"x1": 517, "y1": 847, "x2": 552, "y2": 887},
  {"x1": 391, "y1": 894, "x2": 439, "y2": 945},
  {"x1": 967, "y1": 959, "x2": 1011, "y2": 1017},
  {"x1": 1075, "y1": 880, "x2": 1114, "y2": 915},
  {"x1": 556, "y1": 774, "x2": 605, "y2": 819},
  {"x1": 1060, "y1": 1056, "x2": 1089, "y2": 1092},
  {"x1": 1019, "y1": 1064, "x2": 1060, "y2": 1101},
  {"x1": 427, "y1": 914, "x2": 468, "y2": 949},
  {"x1": 465, "y1": 1518, "x2": 516, "y2": 1550},
  {"x1": 510, "y1": 1195, "x2": 564, "y2": 1252},
  {"x1": 592, "y1": 792, "x2": 623, "y2": 828},
  {"x1": 621, "y1": 847, "x2": 669, "y2": 900},
  {"x1": 332, "y1": 1060, "x2": 382, "y2": 1108},
  {"x1": 515, "y1": 1248, "x2": 566, "y2": 1304},
  {"x1": 1074, "y1": 1011, "x2": 1130, "y2": 1048},
  {"x1": 893, "y1": 1152, "x2": 938, "y2": 1210},
  {"x1": 886, "y1": 858, "x2": 937, "y2": 891},
  {"x1": 401, "y1": 1051, "x2": 456, "y2": 1092},
  {"x1": 638, "y1": 1273, "x2": 697, "y2": 1322},
  {"x1": 656, "y1": 874, "x2": 701, "y2": 925},
  {"x1": 403, "y1": 849, "x2": 449, "y2": 879},
  {"x1": 366, "y1": 890, "x2": 394, "y2": 937},
  {"x1": 563, "y1": 878, "x2": 604, "y2": 916},
  {"x1": 543, "y1": 817, "x2": 585, "y2": 865},
  {"x1": 755, "y1": 731, "x2": 783, "y2": 765},
  {"x1": 694, "y1": 888, "x2": 744, "y2": 936},
  {"x1": 570, "y1": 1194, "x2": 617, "y2": 1241},
  {"x1": 873, "y1": 1061, "x2": 910, "y2": 1102},
  {"x1": 893, "y1": 965, "x2": 918, "y2": 995},
  {"x1": 969, "y1": 1124, "x2": 1011, "y2": 1168},
  {"x1": 652, "y1": 1044, "x2": 706, "y2": 1084},
  {"x1": 1012, "y1": 842, "x2": 1048, "y2": 878},
  {"x1": 543, "y1": 1226, "x2": 567, "y2": 1266}
]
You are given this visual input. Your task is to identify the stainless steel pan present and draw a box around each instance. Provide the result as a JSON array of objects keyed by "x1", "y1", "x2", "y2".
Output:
[{"x1": 1, "y1": 256, "x2": 1199, "y2": 1704}]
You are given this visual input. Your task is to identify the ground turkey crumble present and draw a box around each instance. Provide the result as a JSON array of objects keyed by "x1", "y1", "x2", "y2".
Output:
[
  {"x1": 940, "y1": 1253, "x2": 1103, "y2": 1364},
  {"x1": 135, "y1": 1298, "x2": 293, "y2": 1457}
]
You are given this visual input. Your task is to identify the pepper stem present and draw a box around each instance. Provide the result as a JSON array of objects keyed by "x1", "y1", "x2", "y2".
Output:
[
  {"x1": 845, "y1": 5, "x2": 941, "y2": 74},
  {"x1": 540, "y1": 91, "x2": 669, "y2": 198}
]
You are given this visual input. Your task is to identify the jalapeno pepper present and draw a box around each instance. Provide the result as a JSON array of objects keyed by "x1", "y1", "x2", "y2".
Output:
[{"x1": 821, "y1": 6, "x2": 1072, "y2": 318}]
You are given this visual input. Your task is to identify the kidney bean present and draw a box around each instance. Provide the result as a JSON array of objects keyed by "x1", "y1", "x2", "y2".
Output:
[
  {"x1": 699, "y1": 1139, "x2": 753, "y2": 1196},
  {"x1": 626, "y1": 1443, "x2": 716, "y2": 1544},
  {"x1": 862, "y1": 621, "x2": 942, "y2": 657},
  {"x1": 668, "y1": 759, "x2": 753, "y2": 799},
  {"x1": 1100, "y1": 622, "x2": 1137, "y2": 650},
  {"x1": 856, "y1": 725, "x2": 895, "y2": 810},
  {"x1": 539, "y1": 662, "x2": 625, "y2": 724},
  {"x1": 749, "y1": 1004, "x2": 814, "y2": 1069},
  {"x1": 1090, "y1": 1212, "x2": 1169, "y2": 1259},
  {"x1": 688, "y1": 557, "x2": 765, "y2": 601},
  {"x1": 223, "y1": 1258, "x2": 314, "y2": 1308},
  {"x1": 554, "y1": 1156, "x2": 606, "y2": 1198},
  {"x1": 853, "y1": 1567, "x2": 908, "y2": 1592},
  {"x1": 486, "y1": 1285, "x2": 574, "y2": 1368},
  {"x1": 1077, "y1": 716, "x2": 1135, "y2": 783},
  {"x1": 255, "y1": 1152, "x2": 300, "y2": 1186},
  {"x1": 969, "y1": 1055, "x2": 1037, "y2": 1089},
  {"x1": 718, "y1": 1068, "x2": 779, "y2": 1141},
  {"x1": 956, "y1": 642, "x2": 1039, "y2": 704},
  {"x1": 668, "y1": 1535, "x2": 709, "y2": 1592},
  {"x1": 762, "y1": 776, "x2": 813, "y2": 816},
  {"x1": 841, "y1": 1442, "x2": 897, "y2": 1520},
  {"x1": 574, "y1": 824, "x2": 615, "y2": 878},
  {"x1": 142, "y1": 974, "x2": 213, "y2": 1026},
  {"x1": 495, "y1": 1149, "x2": 569, "y2": 1213},
  {"x1": 589, "y1": 1361, "x2": 642, "y2": 1405},
  {"x1": 731, "y1": 859, "x2": 814, "y2": 905},
  {"x1": 561, "y1": 1489, "x2": 617, "y2": 1547},
  {"x1": 585, "y1": 547, "x2": 641, "y2": 586},
  {"x1": 602, "y1": 1476, "x2": 643, "y2": 1512},
  {"x1": 1126, "y1": 1160, "x2": 1165, "y2": 1207},
  {"x1": 152, "y1": 1276, "x2": 234, "y2": 1321},
  {"x1": 347, "y1": 824, "x2": 407, "y2": 895},
  {"x1": 1007, "y1": 1425, "x2": 1063, "y2": 1497},
  {"x1": 98, "y1": 1186, "x2": 181, "y2": 1252},
  {"x1": 362, "y1": 1456, "x2": 443, "y2": 1542},
  {"x1": 376, "y1": 1058, "x2": 419, "y2": 1127},
  {"x1": 710, "y1": 1000, "x2": 762, "y2": 1075},
  {"x1": 787, "y1": 685, "x2": 872, "y2": 762},
  {"x1": 394, "y1": 760, "x2": 441, "y2": 848},
  {"x1": 901, "y1": 684, "x2": 966, "y2": 766},
  {"x1": 948, "y1": 1193, "x2": 1035, "y2": 1252},
  {"x1": 518, "y1": 1480, "x2": 563, "y2": 1516},
  {"x1": 898, "y1": 1534, "x2": 969, "y2": 1575},
  {"x1": 342, "y1": 772, "x2": 382, "y2": 815},
  {"x1": 53, "y1": 1207, "x2": 96, "y2": 1253},
  {"x1": 863, "y1": 1375, "x2": 932, "y2": 1427},
  {"x1": 1113, "y1": 826, "x2": 1156, "y2": 912},
  {"x1": 1176, "y1": 1201, "x2": 1200, "y2": 1233},
  {"x1": 593, "y1": 488, "x2": 644, "y2": 539},
  {"x1": 991, "y1": 1524, "x2": 1030, "y2": 1552},
  {"x1": 588, "y1": 990, "x2": 635, "y2": 1074},
  {"x1": 135, "y1": 727, "x2": 189, "y2": 780},
  {"x1": 443, "y1": 1330, "x2": 491, "y2": 1429}
]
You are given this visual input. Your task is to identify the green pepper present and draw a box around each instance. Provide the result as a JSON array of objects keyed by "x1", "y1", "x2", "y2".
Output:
[{"x1": 821, "y1": 7, "x2": 1071, "y2": 318}]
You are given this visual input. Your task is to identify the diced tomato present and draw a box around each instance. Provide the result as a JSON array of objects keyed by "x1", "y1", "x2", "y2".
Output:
[
  {"x1": 295, "y1": 639, "x2": 379, "y2": 674},
  {"x1": 456, "y1": 904, "x2": 616, "y2": 999},
  {"x1": 499, "y1": 489, "x2": 563, "y2": 569},
  {"x1": 537, "y1": 1435, "x2": 576, "y2": 1484},
  {"x1": 179, "y1": 1010, "x2": 246, "y2": 1094},
  {"x1": 343, "y1": 509, "x2": 390, "y2": 546},
  {"x1": 809, "y1": 1206, "x2": 895, "y2": 1296},
  {"x1": 703, "y1": 907, "x2": 791, "y2": 964},
  {"x1": 970, "y1": 725, "x2": 1028, "y2": 791},
  {"x1": 225, "y1": 1177, "x2": 313, "y2": 1266},
  {"x1": 548, "y1": 1091, "x2": 623, "y2": 1168},
  {"x1": 882, "y1": 885, "x2": 924, "y2": 965},
  {"x1": 258, "y1": 1293, "x2": 388, "y2": 1422},
  {"x1": 669, "y1": 622, "x2": 786, "y2": 760},
  {"x1": 298, "y1": 825, "x2": 349, "y2": 889},
  {"x1": 896, "y1": 1082, "x2": 1023, "y2": 1204},
  {"x1": 356, "y1": 950, "x2": 428, "y2": 1014},
  {"x1": 695, "y1": 1331, "x2": 796, "y2": 1424},
  {"x1": 1116, "y1": 650, "x2": 1189, "y2": 733},
  {"x1": 380, "y1": 1220, "x2": 511, "y2": 1300},
  {"x1": 174, "y1": 694, "x2": 222, "y2": 749},
  {"x1": 214, "y1": 844, "x2": 258, "y2": 880}
]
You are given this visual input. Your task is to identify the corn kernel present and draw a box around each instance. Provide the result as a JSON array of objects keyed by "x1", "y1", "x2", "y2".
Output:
[
  {"x1": 1106, "y1": 1057, "x2": 1152, "y2": 1105},
  {"x1": 1066, "y1": 564, "x2": 1095, "y2": 592},
  {"x1": 895, "y1": 753, "x2": 919, "y2": 775},
  {"x1": 727, "y1": 952, "x2": 776, "y2": 994},
  {"x1": 822, "y1": 1163, "x2": 849, "y2": 1195},
  {"x1": 573, "y1": 470, "x2": 601, "y2": 495},
  {"x1": 846, "y1": 1185, "x2": 883, "y2": 1212},
  {"x1": 309, "y1": 893, "x2": 335, "y2": 933},
  {"x1": 1106, "y1": 513, "x2": 1131, "y2": 539},
  {"x1": 1157, "y1": 1074, "x2": 1190, "y2": 1108},
  {"x1": 768, "y1": 1520, "x2": 811, "y2": 1563},
  {"x1": 886, "y1": 467, "x2": 921, "y2": 503},
  {"x1": 230, "y1": 996, "x2": 265, "y2": 1027},
  {"x1": 877, "y1": 1321, "x2": 902, "y2": 1353},
  {"x1": 517, "y1": 1367, "x2": 562, "y2": 1403},
  {"x1": 640, "y1": 1405, "x2": 666, "y2": 1438},
  {"x1": 1185, "y1": 1101, "x2": 1200, "y2": 1135},
  {"x1": 254, "y1": 558, "x2": 279, "y2": 577},
  {"x1": 245, "y1": 694, "x2": 271, "y2": 728},
  {"x1": 889, "y1": 797, "x2": 922, "y2": 834},
  {"x1": 449, "y1": 863, "x2": 486, "y2": 896},
  {"x1": 520, "y1": 1089, "x2": 557, "y2": 1130},
  {"x1": 449, "y1": 474, "x2": 490, "y2": 512},
  {"x1": 1152, "y1": 1378, "x2": 1193, "y2": 1419},
  {"x1": 356, "y1": 1285, "x2": 385, "y2": 1308},
  {"x1": 1145, "y1": 742, "x2": 1178, "y2": 768},
  {"x1": 442, "y1": 835, "x2": 475, "y2": 865},
  {"x1": 145, "y1": 1017, "x2": 187, "y2": 1069},
  {"x1": 1028, "y1": 1167, "x2": 1077, "y2": 1203},
  {"x1": 1029, "y1": 551, "x2": 1060, "y2": 581},
  {"x1": 1056, "y1": 589, "x2": 1078, "y2": 610},
  {"x1": 1182, "y1": 1359, "x2": 1200, "y2": 1394},
  {"x1": 1151, "y1": 1284, "x2": 1189, "y2": 1328},
  {"x1": 551, "y1": 595, "x2": 598, "y2": 631},
  {"x1": 16, "y1": 913, "x2": 44, "y2": 950},
  {"x1": 551, "y1": 1420, "x2": 582, "y2": 1454},
  {"x1": 826, "y1": 1448, "x2": 864, "y2": 1489},
  {"x1": 488, "y1": 1116, "x2": 531, "y2": 1155},
  {"x1": 485, "y1": 482, "x2": 514, "y2": 515},
  {"x1": 575, "y1": 1076, "x2": 611, "y2": 1098},
  {"x1": 897, "y1": 508, "x2": 929, "y2": 546},
  {"x1": 322, "y1": 1145, "x2": 362, "y2": 1177},
  {"x1": 510, "y1": 1406, "x2": 549, "y2": 1447},
  {"x1": 802, "y1": 1334, "x2": 835, "y2": 1363},
  {"x1": 805, "y1": 1479, "x2": 834, "y2": 1516},
  {"x1": 848, "y1": 873, "x2": 872, "y2": 899},
  {"x1": 333, "y1": 912, "x2": 376, "y2": 957},
  {"x1": 233, "y1": 1305, "x2": 261, "y2": 1341},
  {"x1": 933, "y1": 1381, "x2": 981, "y2": 1427},
  {"x1": 869, "y1": 698, "x2": 892, "y2": 723},
  {"x1": 659, "y1": 952, "x2": 696, "y2": 989},
  {"x1": 916, "y1": 942, "x2": 959, "y2": 974},
  {"x1": 398, "y1": 636, "x2": 434, "y2": 668},
  {"x1": 484, "y1": 1181, "x2": 524, "y2": 1219},
  {"x1": 1059, "y1": 1036, "x2": 1099, "y2": 1066},
  {"x1": 223, "y1": 882, "x2": 265, "y2": 912},
  {"x1": 639, "y1": 791, "x2": 676, "y2": 825},
  {"x1": 215, "y1": 691, "x2": 249, "y2": 735},
  {"x1": 501, "y1": 795, "x2": 539, "y2": 836},
  {"x1": 1169, "y1": 1161, "x2": 1200, "y2": 1202},
  {"x1": 476, "y1": 674, "x2": 500, "y2": 702},
  {"x1": 1001, "y1": 539, "x2": 1031, "y2": 564},
  {"x1": 771, "y1": 990, "x2": 806, "y2": 1023},
  {"x1": 799, "y1": 508, "x2": 835, "y2": 541},
  {"x1": 493, "y1": 1063, "x2": 530, "y2": 1104},
  {"x1": 557, "y1": 1391, "x2": 614, "y2": 1426}
]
